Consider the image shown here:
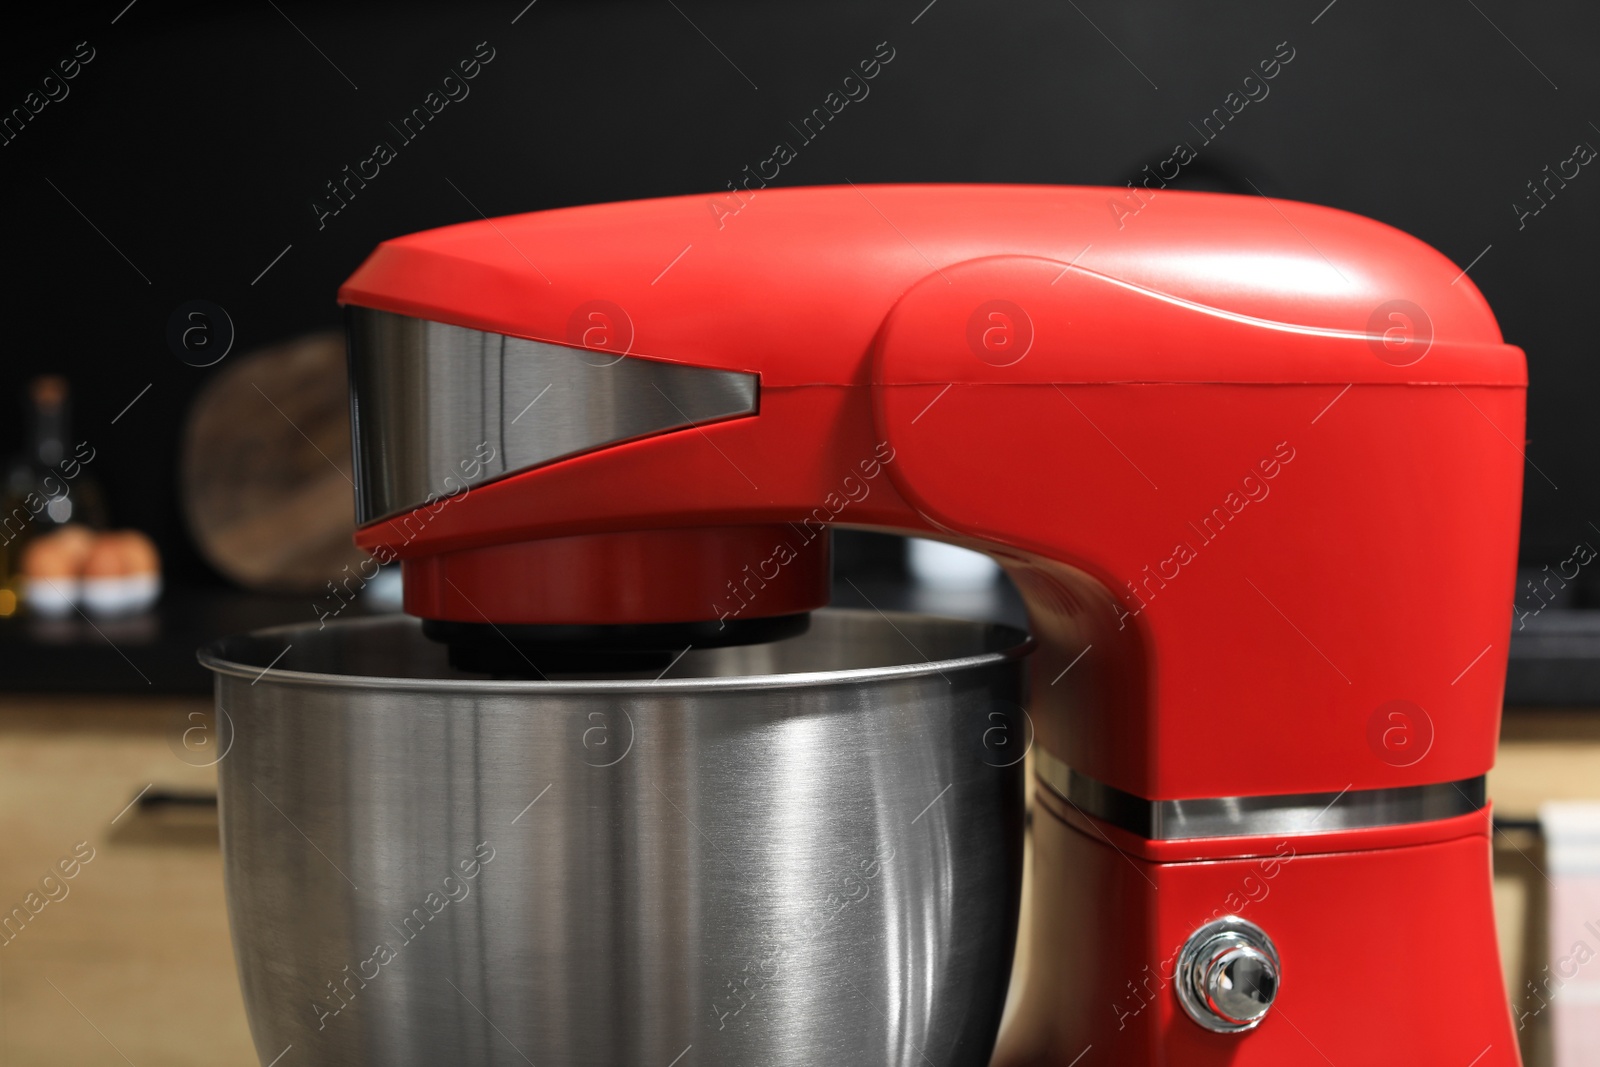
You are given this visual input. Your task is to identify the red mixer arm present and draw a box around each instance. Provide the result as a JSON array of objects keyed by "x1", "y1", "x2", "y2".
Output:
[{"x1": 340, "y1": 184, "x2": 1525, "y2": 802}]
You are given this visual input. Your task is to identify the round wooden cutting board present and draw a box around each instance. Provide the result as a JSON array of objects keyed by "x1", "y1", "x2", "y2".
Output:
[{"x1": 180, "y1": 333, "x2": 372, "y2": 593}]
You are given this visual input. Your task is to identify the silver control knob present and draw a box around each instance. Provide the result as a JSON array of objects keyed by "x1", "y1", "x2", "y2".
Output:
[{"x1": 1175, "y1": 916, "x2": 1281, "y2": 1033}]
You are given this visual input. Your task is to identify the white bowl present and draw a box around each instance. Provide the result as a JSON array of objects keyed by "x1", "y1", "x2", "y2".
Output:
[
  {"x1": 81, "y1": 573, "x2": 162, "y2": 617},
  {"x1": 22, "y1": 577, "x2": 80, "y2": 618}
]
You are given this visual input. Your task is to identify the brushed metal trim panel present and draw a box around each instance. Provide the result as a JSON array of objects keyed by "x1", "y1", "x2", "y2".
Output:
[
  {"x1": 346, "y1": 308, "x2": 759, "y2": 523},
  {"x1": 1035, "y1": 748, "x2": 1486, "y2": 840}
]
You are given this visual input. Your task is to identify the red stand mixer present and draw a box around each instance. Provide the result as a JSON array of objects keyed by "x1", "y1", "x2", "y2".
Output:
[{"x1": 207, "y1": 184, "x2": 1524, "y2": 1065}]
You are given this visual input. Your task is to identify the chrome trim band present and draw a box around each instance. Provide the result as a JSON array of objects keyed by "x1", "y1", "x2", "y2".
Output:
[
  {"x1": 1035, "y1": 749, "x2": 1485, "y2": 840},
  {"x1": 346, "y1": 308, "x2": 759, "y2": 523}
]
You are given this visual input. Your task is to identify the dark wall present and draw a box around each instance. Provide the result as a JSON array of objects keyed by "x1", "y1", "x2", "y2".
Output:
[{"x1": 2, "y1": 1, "x2": 1593, "y2": 586}]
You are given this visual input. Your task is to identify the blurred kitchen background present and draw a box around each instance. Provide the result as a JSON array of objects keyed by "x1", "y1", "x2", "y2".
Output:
[{"x1": 2, "y1": 1, "x2": 1599, "y2": 1064}]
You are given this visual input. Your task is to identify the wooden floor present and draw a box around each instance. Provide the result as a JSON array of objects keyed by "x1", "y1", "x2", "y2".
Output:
[{"x1": 0, "y1": 696, "x2": 1588, "y2": 1066}]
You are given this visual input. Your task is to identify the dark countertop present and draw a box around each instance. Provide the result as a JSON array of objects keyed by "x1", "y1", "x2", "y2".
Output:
[{"x1": 0, "y1": 587, "x2": 376, "y2": 693}]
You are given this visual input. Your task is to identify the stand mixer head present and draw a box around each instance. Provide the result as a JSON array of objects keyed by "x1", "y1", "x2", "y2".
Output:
[{"x1": 205, "y1": 184, "x2": 1527, "y2": 1065}]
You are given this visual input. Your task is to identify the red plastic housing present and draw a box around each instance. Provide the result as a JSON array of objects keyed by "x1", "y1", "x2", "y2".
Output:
[
  {"x1": 341, "y1": 185, "x2": 1526, "y2": 1064},
  {"x1": 342, "y1": 184, "x2": 1523, "y2": 801}
]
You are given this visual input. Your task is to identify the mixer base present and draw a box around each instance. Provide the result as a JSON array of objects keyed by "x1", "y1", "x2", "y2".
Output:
[{"x1": 995, "y1": 789, "x2": 1521, "y2": 1065}]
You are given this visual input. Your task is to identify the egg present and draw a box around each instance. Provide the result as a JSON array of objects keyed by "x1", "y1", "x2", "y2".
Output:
[
  {"x1": 49, "y1": 525, "x2": 95, "y2": 570},
  {"x1": 81, "y1": 530, "x2": 163, "y2": 617},
  {"x1": 21, "y1": 531, "x2": 82, "y2": 578},
  {"x1": 122, "y1": 530, "x2": 161, "y2": 575},
  {"x1": 20, "y1": 529, "x2": 89, "y2": 617},
  {"x1": 84, "y1": 533, "x2": 133, "y2": 578}
]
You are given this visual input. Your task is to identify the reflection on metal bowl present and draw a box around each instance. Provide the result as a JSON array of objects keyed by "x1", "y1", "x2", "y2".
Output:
[{"x1": 199, "y1": 608, "x2": 1032, "y2": 1067}]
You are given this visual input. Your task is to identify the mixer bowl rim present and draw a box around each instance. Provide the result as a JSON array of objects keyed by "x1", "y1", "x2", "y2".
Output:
[{"x1": 197, "y1": 608, "x2": 1034, "y2": 694}]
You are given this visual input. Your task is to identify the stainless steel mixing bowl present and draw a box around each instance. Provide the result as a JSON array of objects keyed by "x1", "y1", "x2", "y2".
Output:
[{"x1": 199, "y1": 608, "x2": 1032, "y2": 1067}]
